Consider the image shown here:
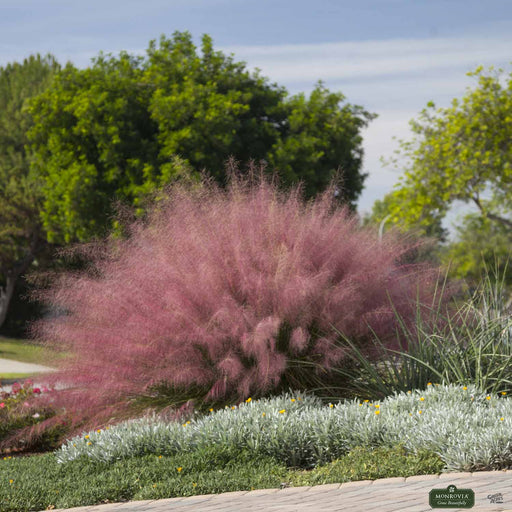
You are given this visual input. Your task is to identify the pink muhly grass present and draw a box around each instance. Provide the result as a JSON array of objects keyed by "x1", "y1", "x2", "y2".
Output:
[{"x1": 32, "y1": 170, "x2": 449, "y2": 432}]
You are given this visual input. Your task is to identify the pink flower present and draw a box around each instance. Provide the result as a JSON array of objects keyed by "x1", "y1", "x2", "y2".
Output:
[
  {"x1": 41, "y1": 387, "x2": 49, "y2": 393},
  {"x1": 33, "y1": 388, "x2": 41, "y2": 394},
  {"x1": 0, "y1": 403, "x2": 5, "y2": 408},
  {"x1": 11, "y1": 382, "x2": 21, "y2": 394}
]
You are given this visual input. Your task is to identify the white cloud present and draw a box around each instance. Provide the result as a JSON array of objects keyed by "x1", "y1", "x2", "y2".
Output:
[
  {"x1": 222, "y1": 36, "x2": 512, "y2": 83},
  {"x1": 222, "y1": 35, "x2": 512, "y2": 217}
]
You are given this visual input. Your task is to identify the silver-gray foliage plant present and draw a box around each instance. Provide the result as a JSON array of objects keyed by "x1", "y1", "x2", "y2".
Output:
[{"x1": 56, "y1": 385, "x2": 512, "y2": 472}]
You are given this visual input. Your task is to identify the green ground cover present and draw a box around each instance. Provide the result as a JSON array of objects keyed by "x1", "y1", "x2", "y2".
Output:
[{"x1": 0, "y1": 445, "x2": 443, "y2": 512}]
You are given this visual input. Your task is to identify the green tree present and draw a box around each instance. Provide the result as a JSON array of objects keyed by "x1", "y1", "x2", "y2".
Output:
[
  {"x1": 28, "y1": 31, "x2": 375, "y2": 244},
  {"x1": 27, "y1": 52, "x2": 162, "y2": 244},
  {"x1": 376, "y1": 66, "x2": 512, "y2": 233},
  {"x1": 370, "y1": 66, "x2": 512, "y2": 285},
  {"x1": 269, "y1": 83, "x2": 375, "y2": 203},
  {"x1": 441, "y1": 213, "x2": 512, "y2": 288},
  {"x1": 0, "y1": 54, "x2": 60, "y2": 330}
]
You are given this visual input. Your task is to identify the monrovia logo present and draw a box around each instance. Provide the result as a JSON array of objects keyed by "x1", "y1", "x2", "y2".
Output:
[{"x1": 429, "y1": 484, "x2": 475, "y2": 509}]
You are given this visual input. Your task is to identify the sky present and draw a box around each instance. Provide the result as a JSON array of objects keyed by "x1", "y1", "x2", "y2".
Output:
[{"x1": 1, "y1": 0, "x2": 511, "y2": 225}]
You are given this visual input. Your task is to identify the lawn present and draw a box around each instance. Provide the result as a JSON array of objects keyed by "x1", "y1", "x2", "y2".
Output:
[
  {"x1": 0, "y1": 338, "x2": 56, "y2": 366},
  {"x1": 0, "y1": 337, "x2": 59, "y2": 383}
]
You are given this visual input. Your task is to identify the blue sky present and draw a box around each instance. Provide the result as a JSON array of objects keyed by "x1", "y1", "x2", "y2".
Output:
[{"x1": 1, "y1": 0, "x2": 511, "y2": 222}]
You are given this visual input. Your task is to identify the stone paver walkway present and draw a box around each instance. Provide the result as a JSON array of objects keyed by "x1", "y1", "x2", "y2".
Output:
[{"x1": 53, "y1": 471, "x2": 512, "y2": 512}]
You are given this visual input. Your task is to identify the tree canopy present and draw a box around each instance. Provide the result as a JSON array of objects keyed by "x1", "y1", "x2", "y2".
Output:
[
  {"x1": 370, "y1": 66, "x2": 512, "y2": 286},
  {"x1": 28, "y1": 31, "x2": 375, "y2": 244},
  {"x1": 0, "y1": 54, "x2": 60, "y2": 330},
  {"x1": 373, "y1": 66, "x2": 512, "y2": 234}
]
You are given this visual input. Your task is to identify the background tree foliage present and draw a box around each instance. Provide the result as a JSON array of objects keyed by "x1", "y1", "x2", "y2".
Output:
[
  {"x1": 28, "y1": 31, "x2": 375, "y2": 245},
  {"x1": 441, "y1": 213, "x2": 512, "y2": 288},
  {"x1": 0, "y1": 31, "x2": 374, "y2": 333},
  {"x1": 370, "y1": 66, "x2": 512, "y2": 285},
  {"x1": 0, "y1": 54, "x2": 60, "y2": 333}
]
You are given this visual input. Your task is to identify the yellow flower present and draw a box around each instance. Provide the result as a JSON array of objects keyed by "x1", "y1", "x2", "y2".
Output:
[
  {"x1": 209, "y1": 408, "x2": 214, "y2": 412},
  {"x1": 97, "y1": 429, "x2": 101, "y2": 433},
  {"x1": 418, "y1": 410, "x2": 422, "y2": 414},
  {"x1": 375, "y1": 410, "x2": 380, "y2": 415},
  {"x1": 374, "y1": 404, "x2": 380, "y2": 409},
  {"x1": 177, "y1": 467, "x2": 183, "y2": 473},
  {"x1": 427, "y1": 382, "x2": 432, "y2": 386},
  {"x1": 358, "y1": 403, "x2": 363, "y2": 407},
  {"x1": 84, "y1": 435, "x2": 90, "y2": 439},
  {"x1": 87, "y1": 442, "x2": 92, "y2": 446},
  {"x1": 279, "y1": 409, "x2": 286, "y2": 414},
  {"x1": 463, "y1": 386, "x2": 468, "y2": 390},
  {"x1": 246, "y1": 397, "x2": 252, "y2": 403},
  {"x1": 502, "y1": 392, "x2": 507, "y2": 396},
  {"x1": 486, "y1": 396, "x2": 491, "y2": 400},
  {"x1": 329, "y1": 403, "x2": 334, "y2": 408},
  {"x1": 153, "y1": 484, "x2": 157, "y2": 488},
  {"x1": 193, "y1": 482, "x2": 197, "y2": 487},
  {"x1": 363, "y1": 399, "x2": 369, "y2": 403},
  {"x1": 291, "y1": 398, "x2": 296, "y2": 402},
  {"x1": 9, "y1": 479, "x2": 13, "y2": 484},
  {"x1": 500, "y1": 417, "x2": 505, "y2": 421},
  {"x1": 262, "y1": 412, "x2": 266, "y2": 417},
  {"x1": 407, "y1": 391, "x2": 412, "y2": 394},
  {"x1": 419, "y1": 397, "x2": 425, "y2": 401},
  {"x1": 231, "y1": 406, "x2": 236, "y2": 410},
  {"x1": 158, "y1": 455, "x2": 163, "y2": 459}
]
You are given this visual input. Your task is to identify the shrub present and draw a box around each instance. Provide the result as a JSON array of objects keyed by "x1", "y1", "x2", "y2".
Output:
[
  {"x1": 0, "y1": 380, "x2": 63, "y2": 455},
  {"x1": 33, "y1": 169, "x2": 448, "y2": 431}
]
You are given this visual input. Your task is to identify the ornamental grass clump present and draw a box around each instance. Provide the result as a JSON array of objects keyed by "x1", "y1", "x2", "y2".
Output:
[
  {"x1": 33, "y1": 169, "x2": 447, "y2": 431},
  {"x1": 321, "y1": 266, "x2": 512, "y2": 400}
]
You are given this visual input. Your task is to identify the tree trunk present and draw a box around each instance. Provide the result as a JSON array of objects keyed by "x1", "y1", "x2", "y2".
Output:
[
  {"x1": 0, "y1": 229, "x2": 42, "y2": 330},
  {"x1": 471, "y1": 195, "x2": 512, "y2": 229},
  {"x1": 0, "y1": 271, "x2": 19, "y2": 328}
]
